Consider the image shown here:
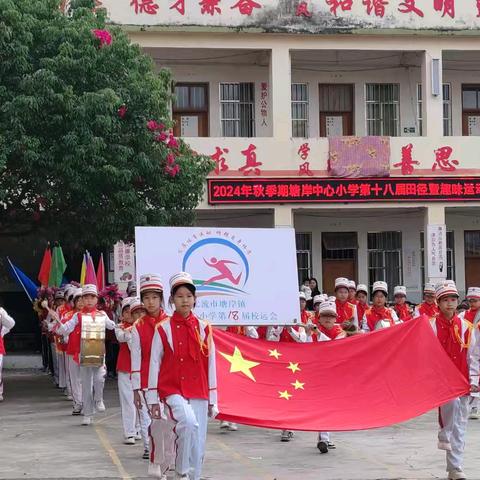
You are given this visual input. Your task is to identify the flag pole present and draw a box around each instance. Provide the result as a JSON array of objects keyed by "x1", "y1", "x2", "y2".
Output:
[{"x1": 7, "y1": 256, "x2": 34, "y2": 302}]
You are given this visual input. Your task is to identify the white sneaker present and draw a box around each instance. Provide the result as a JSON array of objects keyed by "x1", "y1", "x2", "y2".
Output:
[
  {"x1": 95, "y1": 400, "x2": 106, "y2": 412},
  {"x1": 448, "y1": 467, "x2": 466, "y2": 480},
  {"x1": 67, "y1": 394, "x2": 73, "y2": 401},
  {"x1": 0, "y1": 395, "x2": 4, "y2": 402},
  {"x1": 135, "y1": 432, "x2": 142, "y2": 440},
  {"x1": 469, "y1": 407, "x2": 479, "y2": 420},
  {"x1": 438, "y1": 440, "x2": 452, "y2": 451},
  {"x1": 227, "y1": 422, "x2": 238, "y2": 431},
  {"x1": 220, "y1": 421, "x2": 230, "y2": 429},
  {"x1": 81, "y1": 416, "x2": 92, "y2": 426},
  {"x1": 147, "y1": 463, "x2": 166, "y2": 479},
  {"x1": 124, "y1": 437, "x2": 135, "y2": 445}
]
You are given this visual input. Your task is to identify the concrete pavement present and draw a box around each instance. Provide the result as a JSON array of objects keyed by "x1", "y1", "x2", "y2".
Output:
[{"x1": 1, "y1": 371, "x2": 480, "y2": 480}]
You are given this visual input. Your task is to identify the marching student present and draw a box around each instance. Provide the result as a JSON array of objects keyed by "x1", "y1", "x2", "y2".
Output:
[
  {"x1": 0, "y1": 306, "x2": 15, "y2": 401},
  {"x1": 334, "y1": 278, "x2": 358, "y2": 327},
  {"x1": 414, "y1": 283, "x2": 439, "y2": 320},
  {"x1": 393, "y1": 286, "x2": 413, "y2": 322},
  {"x1": 115, "y1": 297, "x2": 149, "y2": 459},
  {"x1": 432, "y1": 281, "x2": 480, "y2": 480},
  {"x1": 147, "y1": 272, "x2": 218, "y2": 480},
  {"x1": 362, "y1": 282, "x2": 401, "y2": 332},
  {"x1": 129, "y1": 298, "x2": 151, "y2": 456},
  {"x1": 48, "y1": 289, "x2": 66, "y2": 387},
  {"x1": 56, "y1": 284, "x2": 116, "y2": 426},
  {"x1": 130, "y1": 274, "x2": 170, "y2": 477},
  {"x1": 355, "y1": 284, "x2": 369, "y2": 325},
  {"x1": 266, "y1": 292, "x2": 308, "y2": 442},
  {"x1": 313, "y1": 301, "x2": 346, "y2": 453},
  {"x1": 348, "y1": 280, "x2": 358, "y2": 305},
  {"x1": 458, "y1": 287, "x2": 480, "y2": 420},
  {"x1": 63, "y1": 288, "x2": 84, "y2": 415}
]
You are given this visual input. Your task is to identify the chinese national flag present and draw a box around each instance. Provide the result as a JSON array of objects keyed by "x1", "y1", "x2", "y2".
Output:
[{"x1": 214, "y1": 317, "x2": 469, "y2": 431}]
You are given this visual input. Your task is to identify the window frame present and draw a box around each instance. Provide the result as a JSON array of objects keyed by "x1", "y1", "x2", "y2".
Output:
[
  {"x1": 219, "y1": 82, "x2": 256, "y2": 138},
  {"x1": 365, "y1": 83, "x2": 400, "y2": 137},
  {"x1": 291, "y1": 83, "x2": 309, "y2": 138}
]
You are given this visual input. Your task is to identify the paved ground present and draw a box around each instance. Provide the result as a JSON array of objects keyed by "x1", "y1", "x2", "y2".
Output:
[{"x1": 1, "y1": 371, "x2": 480, "y2": 480}]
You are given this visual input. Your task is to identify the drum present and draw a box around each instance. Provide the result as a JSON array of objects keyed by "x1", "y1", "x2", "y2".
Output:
[{"x1": 80, "y1": 313, "x2": 106, "y2": 367}]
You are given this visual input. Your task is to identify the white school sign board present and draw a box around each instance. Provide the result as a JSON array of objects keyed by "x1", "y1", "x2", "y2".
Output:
[{"x1": 135, "y1": 226, "x2": 300, "y2": 326}]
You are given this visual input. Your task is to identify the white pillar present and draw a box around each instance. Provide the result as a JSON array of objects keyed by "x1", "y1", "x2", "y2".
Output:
[
  {"x1": 270, "y1": 47, "x2": 291, "y2": 140},
  {"x1": 423, "y1": 205, "x2": 447, "y2": 286},
  {"x1": 421, "y1": 48, "x2": 444, "y2": 138},
  {"x1": 274, "y1": 206, "x2": 294, "y2": 228}
]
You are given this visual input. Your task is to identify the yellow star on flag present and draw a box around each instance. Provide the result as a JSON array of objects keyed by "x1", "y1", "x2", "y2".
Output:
[
  {"x1": 279, "y1": 390, "x2": 292, "y2": 400},
  {"x1": 268, "y1": 348, "x2": 282, "y2": 360},
  {"x1": 287, "y1": 362, "x2": 301, "y2": 373},
  {"x1": 291, "y1": 379, "x2": 305, "y2": 390},
  {"x1": 219, "y1": 346, "x2": 260, "y2": 382}
]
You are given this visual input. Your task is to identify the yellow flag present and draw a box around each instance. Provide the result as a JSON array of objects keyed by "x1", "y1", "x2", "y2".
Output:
[{"x1": 80, "y1": 253, "x2": 87, "y2": 285}]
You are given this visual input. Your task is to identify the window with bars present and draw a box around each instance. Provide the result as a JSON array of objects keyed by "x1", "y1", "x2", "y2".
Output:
[
  {"x1": 368, "y1": 232, "x2": 403, "y2": 299},
  {"x1": 296, "y1": 232, "x2": 312, "y2": 287},
  {"x1": 220, "y1": 83, "x2": 255, "y2": 137},
  {"x1": 366, "y1": 84, "x2": 400, "y2": 136},
  {"x1": 420, "y1": 231, "x2": 455, "y2": 286},
  {"x1": 292, "y1": 83, "x2": 309, "y2": 138},
  {"x1": 417, "y1": 84, "x2": 452, "y2": 136}
]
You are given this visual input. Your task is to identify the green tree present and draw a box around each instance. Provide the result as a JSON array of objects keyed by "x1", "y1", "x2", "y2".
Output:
[{"x1": 0, "y1": 0, "x2": 213, "y2": 248}]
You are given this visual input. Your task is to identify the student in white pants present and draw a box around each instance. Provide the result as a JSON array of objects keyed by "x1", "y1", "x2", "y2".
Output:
[
  {"x1": 0, "y1": 307, "x2": 15, "y2": 401},
  {"x1": 56, "y1": 284, "x2": 116, "y2": 425},
  {"x1": 147, "y1": 272, "x2": 218, "y2": 480},
  {"x1": 431, "y1": 281, "x2": 480, "y2": 480}
]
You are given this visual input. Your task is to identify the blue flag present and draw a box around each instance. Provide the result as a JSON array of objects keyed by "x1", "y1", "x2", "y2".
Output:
[{"x1": 7, "y1": 257, "x2": 39, "y2": 302}]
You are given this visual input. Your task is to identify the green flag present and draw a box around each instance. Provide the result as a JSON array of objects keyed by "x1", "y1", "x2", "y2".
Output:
[{"x1": 48, "y1": 245, "x2": 67, "y2": 287}]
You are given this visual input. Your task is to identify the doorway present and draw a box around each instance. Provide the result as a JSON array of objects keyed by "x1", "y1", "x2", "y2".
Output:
[
  {"x1": 462, "y1": 85, "x2": 480, "y2": 136},
  {"x1": 465, "y1": 231, "x2": 480, "y2": 287},
  {"x1": 322, "y1": 232, "x2": 358, "y2": 295},
  {"x1": 319, "y1": 84, "x2": 354, "y2": 137}
]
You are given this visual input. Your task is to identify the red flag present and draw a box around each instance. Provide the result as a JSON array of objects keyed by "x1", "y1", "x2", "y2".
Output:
[
  {"x1": 85, "y1": 252, "x2": 97, "y2": 286},
  {"x1": 38, "y1": 244, "x2": 52, "y2": 287},
  {"x1": 96, "y1": 253, "x2": 105, "y2": 292},
  {"x1": 214, "y1": 317, "x2": 469, "y2": 431}
]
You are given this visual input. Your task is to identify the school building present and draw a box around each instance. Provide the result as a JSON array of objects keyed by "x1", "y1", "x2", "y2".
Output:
[{"x1": 108, "y1": 1, "x2": 480, "y2": 301}]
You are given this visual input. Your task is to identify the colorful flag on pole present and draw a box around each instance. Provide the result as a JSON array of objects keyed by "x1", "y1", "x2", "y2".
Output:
[
  {"x1": 80, "y1": 253, "x2": 87, "y2": 285},
  {"x1": 48, "y1": 244, "x2": 67, "y2": 287},
  {"x1": 85, "y1": 251, "x2": 97, "y2": 286},
  {"x1": 7, "y1": 257, "x2": 39, "y2": 302},
  {"x1": 37, "y1": 244, "x2": 52, "y2": 287},
  {"x1": 214, "y1": 317, "x2": 469, "y2": 431},
  {"x1": 96, "y1": 253, "x2": 105, "y2": 292}
]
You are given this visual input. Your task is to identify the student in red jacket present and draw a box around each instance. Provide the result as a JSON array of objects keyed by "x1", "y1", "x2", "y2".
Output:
[
  {"x1": 147, "y1": 272, "x2": 218, "y2": 480},
  {"x1": 393, "y1": 286, "x2": 413, "y2": 322}
]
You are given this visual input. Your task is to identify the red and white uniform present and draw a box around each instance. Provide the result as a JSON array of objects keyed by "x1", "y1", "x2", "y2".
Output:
[
  {"x1": 226, "y1": 326, "x2": 258, "y2": 338},
  {"x1": 59, "y1": 308, "x2": 115, "y2": 417},
  {"x1": 0, "y1": 307, "x2": 15, "y2": 398},
  {"x1": 335, "y1": 300, "x2": 359, "y2": 327},
  {"x1": 146, "y1": 312, "x2": 217, "y2": 480},
  {"x1": 394, "y1": 304, "x2": 413, "y2": 322},
  {"x1": 361, "y1": 306, "x2": 401, "y2": 332},
  {"x1": 266, "y1": 311, "x2": 310, "y2": 343},
  {"x1": 414, "y1": 302, "x2": 439, "y2": 320},
  {"x1": 432, "y1": 312, "x2": 480, "y2": 472}
]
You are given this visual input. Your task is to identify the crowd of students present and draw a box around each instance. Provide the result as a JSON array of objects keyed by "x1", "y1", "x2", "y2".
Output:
[{"x1": 1, "y1": 273, "x2": 479, "y2": 480}]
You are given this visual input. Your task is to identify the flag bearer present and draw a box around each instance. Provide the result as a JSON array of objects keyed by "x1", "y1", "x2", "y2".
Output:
[
  {"x1": 56, "y1": 284, "x2": 116, "y2": 426},
  {"x1": 362, "y1": 282, "x2": 401, "y2": 332},
  {"x1": 393, "y1": 286, "x2": 413, "y2": 322},
  {"x1": 147, "y1": 272, "x2": 218, "y2": 480},
  {"x1": 355, "y1": 284, "x2": 369, "y2": 325},
  {"x1": 334, "y1": 278, "x2": 358, "y2": 327},
  {"x1": 433, "y1": 281, "x2": 479, "y2": 480},
  {"x1": 0, "y1": 307, "x2": 15, "y2": 401},
  {"x1": 314, "y1": 301, "x2": 345, "y2": 453},
  {"x1": 459, "y1": 287, "x2": 480, "y2": 420}
]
